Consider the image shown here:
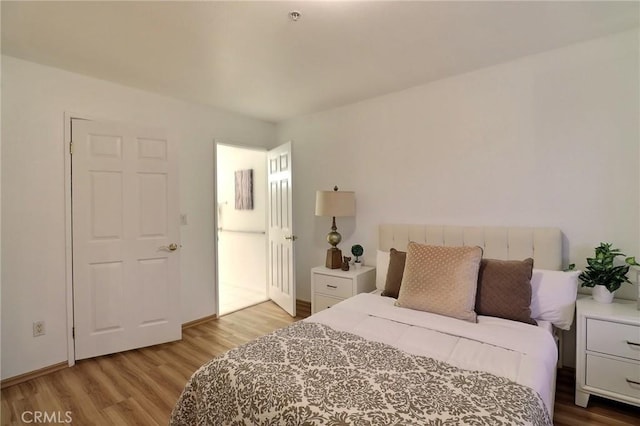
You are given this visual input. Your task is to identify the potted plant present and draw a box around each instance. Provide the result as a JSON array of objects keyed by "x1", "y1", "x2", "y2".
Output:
[
  {"x1": 579, "y1": 242, "x2": 639, "y2": 303},
  {"x1": 351, "y1": 244, "x2": 364, "y2": 269}
]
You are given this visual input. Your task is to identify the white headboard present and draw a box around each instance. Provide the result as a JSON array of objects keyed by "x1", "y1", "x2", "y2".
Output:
[{"x1": 379, "y1": 224, "x2": 562, "y2": 271}]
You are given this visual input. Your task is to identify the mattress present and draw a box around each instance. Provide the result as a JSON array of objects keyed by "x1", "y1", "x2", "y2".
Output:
[{"x1": 306, "y1": 292, "x2": 558, "y2": 416}]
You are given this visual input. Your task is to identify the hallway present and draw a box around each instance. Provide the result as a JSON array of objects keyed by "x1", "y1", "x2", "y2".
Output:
[{"x1": 216, "y1": 144, "x2": 268, "y2": 316}]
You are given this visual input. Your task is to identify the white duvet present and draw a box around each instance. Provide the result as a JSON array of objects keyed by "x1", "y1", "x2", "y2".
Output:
[{"x1": 305, "y1": 293, "x2": 558, "y2": 417}]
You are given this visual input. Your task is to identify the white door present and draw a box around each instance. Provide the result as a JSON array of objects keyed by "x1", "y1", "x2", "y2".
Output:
[
  {"x1": 267, "y1": 142, "x2": 296, "y2": 316},
  {"x1": 72, "y1": 119, "x2": 181, "y2": 360}
]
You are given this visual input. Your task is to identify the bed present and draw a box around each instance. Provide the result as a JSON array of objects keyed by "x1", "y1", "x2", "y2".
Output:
[{"x1": 171, "y1": 225, "x2": 579, "y2": 425}]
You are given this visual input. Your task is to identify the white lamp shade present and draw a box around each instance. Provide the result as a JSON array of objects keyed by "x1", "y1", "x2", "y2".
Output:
[{"x1": 315, "y1": 190, "x2": 355, "y2": 217}]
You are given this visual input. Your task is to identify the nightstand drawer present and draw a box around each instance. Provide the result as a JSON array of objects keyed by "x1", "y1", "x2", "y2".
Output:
[
  {"x1": 313, "y1": 294, "x2": 343, "y2": 313},
  {"x1": 311, "y1": 266, "x2": 376, "y2": 315},
  {"x1": 314, "y1": 274, "x2": 352, "y2": 299},
  {"x1": 586, "y1": 354, "x2": 640, "y2": 400},
  {"x1": 587, "y1": 319, "x2": 640, "y2": 361}
]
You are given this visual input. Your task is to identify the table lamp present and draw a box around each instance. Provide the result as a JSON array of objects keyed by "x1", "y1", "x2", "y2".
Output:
[{"x1": 315, "y1": 186, "x2": 355, "y2": 269}]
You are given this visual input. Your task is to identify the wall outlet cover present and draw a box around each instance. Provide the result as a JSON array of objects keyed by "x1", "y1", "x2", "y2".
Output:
[{"x1": 33, "y1": 321, "x2": 45, "y2": 337}]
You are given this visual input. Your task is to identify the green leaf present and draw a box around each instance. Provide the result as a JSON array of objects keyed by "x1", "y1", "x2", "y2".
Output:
[
  {"x1": 579, "y1": 242, "x2": 637, "y2": 292},
  {"x1": 626, "y1": 256, "x2": 640, "y2": 267},
  {"x1": 350, "y1": 244, "x2": 364, "y2": 257}
]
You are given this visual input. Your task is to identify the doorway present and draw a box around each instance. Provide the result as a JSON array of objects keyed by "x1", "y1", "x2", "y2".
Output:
[{"x1": 216, "y1": 144, "x2": 268, "y2": 315}]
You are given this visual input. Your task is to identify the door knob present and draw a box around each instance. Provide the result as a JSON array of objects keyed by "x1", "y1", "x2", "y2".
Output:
[
  {"x1": 285, "y1": 235, "x2": 297, "y2": 241},
  {"x1": 160, "y1": 243, "x2": 179, "y2": 251}
]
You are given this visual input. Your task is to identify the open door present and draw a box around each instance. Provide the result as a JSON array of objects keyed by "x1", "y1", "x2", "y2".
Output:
[
  {"x1": 267, "y1": 141, "x2": 296, "y2": 316},
  {"x1": 72, "y1": 119, "x2": 181, "y2": 360}
]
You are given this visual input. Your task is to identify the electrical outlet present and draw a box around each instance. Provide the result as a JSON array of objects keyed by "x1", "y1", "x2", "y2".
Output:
[{"x1": 33, "y1": 321, "x2": 46, "y2": 337}]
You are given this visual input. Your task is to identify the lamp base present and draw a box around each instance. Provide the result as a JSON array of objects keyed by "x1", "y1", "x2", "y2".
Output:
[{"x1": 325, "y1": 247, "x2": 342, "y2": 269}]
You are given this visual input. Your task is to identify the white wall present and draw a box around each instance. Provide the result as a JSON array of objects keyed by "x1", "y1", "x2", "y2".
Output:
[
  {"x1": 216, "y1": 144, "x2": 267, "y2": 292},
  {"x1": 1, "y1": 56, "x2": 275, "y2": 379},
  {"x1": 216, "y1": 145, "x2": 267, "y2": 233},
  {"x1": 278, "y1": 29, "x2": 639, "y2": 305}
]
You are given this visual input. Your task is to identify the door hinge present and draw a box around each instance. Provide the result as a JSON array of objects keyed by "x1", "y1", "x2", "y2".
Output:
[
  {"x1": 69, "y1": 141, "x2": 73, "y2": 155},
  {"x1": 72, "y1": 327, "x2": 75, "y2": 339}
]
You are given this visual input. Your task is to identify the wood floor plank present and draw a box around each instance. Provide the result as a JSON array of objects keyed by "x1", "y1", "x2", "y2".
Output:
[
  {"x1": 107, "y1": 355, "x2": 174, "y2": 414},
  {"x1": 35, "y1": 380, "x2": 67, "y2": 413},
  {"x1": 553, "y1": 368, "x2": 640, "y2": 426},
  {"x1": 49, "y1": 369, "x2": 104, "y2": 426},
  {"x1": 1, "y1": 301, "x2": 638, "y2": 425},
  {"x1": 102, "y1": 398, "x2": 158, "y2": 426},
  {"x1": 71, "y1": 364, "x2": 123, "y2": 411}
]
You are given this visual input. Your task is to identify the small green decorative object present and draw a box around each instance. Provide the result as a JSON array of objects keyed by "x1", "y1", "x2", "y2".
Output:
[
  {"x1": 351, "y1": 244, "x2": 364, "y2": 263},
  {"x1": 579, "y1": 242, "x2": 639, "y2": 293}
]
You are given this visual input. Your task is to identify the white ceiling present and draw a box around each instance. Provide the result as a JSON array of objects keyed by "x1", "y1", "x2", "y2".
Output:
[{"x1": 2, "y1": 1, "x2": 638, "y2": 123}]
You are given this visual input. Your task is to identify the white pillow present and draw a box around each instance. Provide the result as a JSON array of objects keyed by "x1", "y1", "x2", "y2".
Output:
[
  {"x1": 376, "y1": 250, "x2": 390, "y2": 291},
  {"x1": 530, "y1": 269, "x2": 580, "y2": 330}
]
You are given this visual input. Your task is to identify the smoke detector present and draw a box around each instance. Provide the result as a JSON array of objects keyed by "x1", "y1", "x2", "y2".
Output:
[{"x1": 289, "y1": 11, "x2": 301, "y2": 21}]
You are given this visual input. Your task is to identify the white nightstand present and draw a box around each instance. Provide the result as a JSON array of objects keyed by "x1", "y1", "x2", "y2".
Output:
[
  {"x1": 311, "y1": 266, "x2": 376, "y2": 314},
  {"x1": 575, "y1": 297, "x2": 640, "y2": 408}
]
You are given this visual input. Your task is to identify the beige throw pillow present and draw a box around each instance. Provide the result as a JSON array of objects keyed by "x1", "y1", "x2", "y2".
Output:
[{"x1": 396, "y1": 242, "x2": 483, "y2": 322}]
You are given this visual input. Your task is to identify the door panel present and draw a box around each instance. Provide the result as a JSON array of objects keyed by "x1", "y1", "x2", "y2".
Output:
[
  {"x1": 138, "y1": 173, "x2": 168, "y2": 236},
  {"x1": 90, "y1": 262, "x2": 124, "y2": 332},
  {"x1": 267, "y1": 142, "x2": 296, "y2": 316},
  {"x1": 72, "y1": 119, "x2": 181, "y2": 360},
  {"x1": 90, "y1": 171, "x2": 123, "y2": 238}
]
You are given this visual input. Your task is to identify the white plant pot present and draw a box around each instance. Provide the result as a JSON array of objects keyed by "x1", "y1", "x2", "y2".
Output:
[
  {"x1": 592, "y1": 285, "x2": 615, "y2": 303},
  {"x1": 354, "y1": 262, "x2": 362, "y2": 270}
]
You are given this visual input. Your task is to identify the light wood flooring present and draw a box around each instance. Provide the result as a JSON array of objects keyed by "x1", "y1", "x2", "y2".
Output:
[{"x1": 2, "y1": 301, "x2": 639, "y2": 425}]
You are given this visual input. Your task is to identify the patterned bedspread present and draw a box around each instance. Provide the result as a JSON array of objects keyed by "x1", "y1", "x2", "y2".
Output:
[{"x1": 170, "y1": 321, "x2": 552, "y2": 425}]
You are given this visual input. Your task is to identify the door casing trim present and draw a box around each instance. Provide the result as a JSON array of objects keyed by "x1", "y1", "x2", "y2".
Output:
[{"x1": 64, "y1": 112, "x2": 99, "y2": 367}]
